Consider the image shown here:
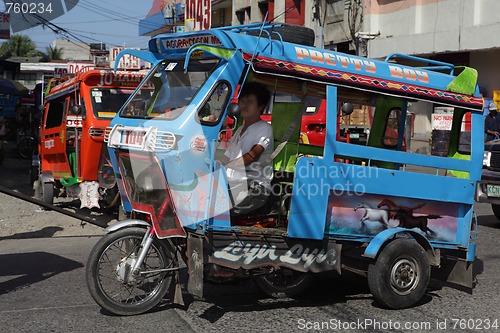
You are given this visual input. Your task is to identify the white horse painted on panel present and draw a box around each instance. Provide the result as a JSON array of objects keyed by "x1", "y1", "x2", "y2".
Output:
[{"x1": 353, "y1": 202, "x2": 391, "y2": 229}]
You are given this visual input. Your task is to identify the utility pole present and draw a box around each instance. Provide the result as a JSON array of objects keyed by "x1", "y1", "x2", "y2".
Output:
[{"x1": 314, "y1": 0, "x2": 324, "y2": 49}]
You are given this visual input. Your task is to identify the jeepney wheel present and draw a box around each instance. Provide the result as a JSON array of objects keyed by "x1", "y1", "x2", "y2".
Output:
[
  {"x1": 367, "y1": 238, "x2": 430, "y2": 309},
  {"x1": 253, "y1": 268, "x2": 312, "y2": 298},
  {"x1": 34, "y1": 179, "x2": 54, "y2": 206},
  {"x1": 491, "y1": 204, "x2": 500, "y2": 221},
  {"x1": 86, "y1": 227, "x2": 175, "y2": 316}
]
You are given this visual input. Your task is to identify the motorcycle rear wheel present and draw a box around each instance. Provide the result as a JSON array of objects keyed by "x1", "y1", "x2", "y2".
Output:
[
  {"x1": 16, "y1": 136, "x2": 35, "y2": 159},
  {"x1": 253, "y1": 268, "x2": 312, "y2": 298},
  {"x1": 86, "y1": 227, "x2": 175, "y2": 316}
]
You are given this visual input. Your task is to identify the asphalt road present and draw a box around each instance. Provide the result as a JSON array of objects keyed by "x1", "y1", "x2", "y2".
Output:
[
  {"x1": 1, "y1": 208, "x2": 499, "y2": 333},
  {"x1": 0, "y1": 144, "x2": 500, "y2": 332}
]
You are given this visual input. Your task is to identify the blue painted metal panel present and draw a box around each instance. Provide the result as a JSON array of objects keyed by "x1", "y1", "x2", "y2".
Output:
[{"x1": 288, "y1": 157, "x2": 331, "y2": 239}]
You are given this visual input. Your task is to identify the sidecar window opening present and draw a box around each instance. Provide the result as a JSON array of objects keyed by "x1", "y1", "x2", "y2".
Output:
[
  {"x1": 120, "y1": 58, "x2": 219, "y2": 120},
  {"x1": 45, "y1": 96, "x2": 66, "y2": 129}
]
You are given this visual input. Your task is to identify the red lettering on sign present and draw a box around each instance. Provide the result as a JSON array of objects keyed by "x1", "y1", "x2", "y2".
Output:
[
  {"x1": 186, "y1": 0, "x2": 211, "y2": 31},
  {"x1": 124, "y1": 131, "x2": 144, "y2": 146}
]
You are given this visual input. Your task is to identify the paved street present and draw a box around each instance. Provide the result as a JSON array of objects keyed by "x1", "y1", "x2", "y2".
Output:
[
  {"x1": 0, "y1": 146, "x2": 500, "y2": 332},
  {"x1": 0, "y1": 203, "x2": 499, "y2": 333}
]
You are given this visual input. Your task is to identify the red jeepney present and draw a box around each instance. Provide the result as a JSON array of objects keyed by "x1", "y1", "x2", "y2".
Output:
[{"x1": 33, "y1": 69, "x2": 145, "y2": 209}]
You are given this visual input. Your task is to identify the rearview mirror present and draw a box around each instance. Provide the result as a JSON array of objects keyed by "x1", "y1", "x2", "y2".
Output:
[
  {"x1": 341, "y1": 103, "x2": 354, "y2": 115},
  {"x1": 226, "y1": 102, "x2": 240, "y2": 118},
  {"x1": 71, "y1": 105, "x2": 81, "y2": 115}
]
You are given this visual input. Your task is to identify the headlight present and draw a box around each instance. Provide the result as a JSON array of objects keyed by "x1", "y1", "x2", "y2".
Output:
[{"x1": 483, "y1": 151, "x2": 491, "y2": 167}]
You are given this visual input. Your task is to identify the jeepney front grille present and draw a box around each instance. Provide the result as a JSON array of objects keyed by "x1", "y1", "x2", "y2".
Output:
[
  {"x1": 106, "y1": 125, "x2": 176, "y2": 152},
  {"x1": 489, "y1": 151, "x2": 500, "y2": 171},
  {"x1": 89, "y1": 126, "x2": 106, "y2": 139}
]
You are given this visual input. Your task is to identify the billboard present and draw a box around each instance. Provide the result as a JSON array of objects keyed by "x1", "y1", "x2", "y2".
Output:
[
  {"x1": 185, "y1": 0, "x2": 211, "y2": 31},
  {"x1": 109, "y1": 47, "x2": 141, "y2": 70}
]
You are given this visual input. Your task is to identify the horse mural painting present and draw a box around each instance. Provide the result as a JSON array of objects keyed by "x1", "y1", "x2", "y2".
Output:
[
  {"x1": 353, "y1": 202, "x2": 391, "y2": 228},
  {"x1": 393, "y1": 209, "x2": 439, "y2": 237},
  {"x1": 376, "y1": 198, "x2": 439, "y2": 236},
  {"x1": 377, "y1": 198, "x2": 426, "y2": 218}
]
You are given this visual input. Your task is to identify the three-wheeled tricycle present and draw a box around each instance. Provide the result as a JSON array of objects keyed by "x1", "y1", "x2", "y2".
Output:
[
  {"x1": 33, "y1": 69, "x2": 145, "y2": 210},
  {"x1": 85, "y1": 23, "x2": 484, "y2": 315}
]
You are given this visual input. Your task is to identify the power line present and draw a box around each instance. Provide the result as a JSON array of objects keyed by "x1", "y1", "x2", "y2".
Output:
[
  {"x1": 69, "y1": 0, "x2": 161, "y2": 31},
  {"x1": 7, "y1": 0, "x2": 155, "y2": 49}
]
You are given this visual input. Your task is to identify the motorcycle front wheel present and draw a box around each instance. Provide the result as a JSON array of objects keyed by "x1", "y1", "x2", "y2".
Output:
[{"x1": 86, "y1": 227, "x2": 175, "y2": 316}]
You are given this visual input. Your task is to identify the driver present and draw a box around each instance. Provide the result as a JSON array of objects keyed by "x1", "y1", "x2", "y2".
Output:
[{"x1": 219, "y1": 82, "x2": 274, "y2": 216}]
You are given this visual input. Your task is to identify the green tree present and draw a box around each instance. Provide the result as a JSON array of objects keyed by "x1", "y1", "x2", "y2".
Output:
[
  {"x1": 0, "y1": 35, "x2": 42, "y2": 57},
  {"x1": 46, "y1": 45, "x2": 64, "y2": 60}
]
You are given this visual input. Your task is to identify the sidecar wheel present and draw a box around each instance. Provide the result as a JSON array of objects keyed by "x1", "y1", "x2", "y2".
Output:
[
  {"x1": 367, "y1": 238, "x2": 430, "y2": 309},
  {"x1": 86, "y1": 227, "x2": 175, "y2": 316},
  {"x1": 253, "y1": 268, "x2": 312, "y2": 298}
]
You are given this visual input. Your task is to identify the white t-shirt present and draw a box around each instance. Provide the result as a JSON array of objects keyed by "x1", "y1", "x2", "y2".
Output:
[{"x1": 224, "y1": 120, "x2": 274, "y2": 190}]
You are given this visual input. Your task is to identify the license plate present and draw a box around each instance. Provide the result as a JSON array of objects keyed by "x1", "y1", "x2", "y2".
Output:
[
  {"x1": 487, "y1": 184, "x2": 500, "y2": 197},
  {"x1": 107, "y1": 125, "x2": 154, "y2": 151},
  {"x1": 121, "y1": 129, "x2": 147, "y2": 147},
  {"x1": 349, "y1": 133, "x2": 360, "y2": 139}
]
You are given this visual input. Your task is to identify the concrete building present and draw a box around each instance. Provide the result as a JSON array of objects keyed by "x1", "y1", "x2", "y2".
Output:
[
  {"x1": 53, "y1": 40, "x2": 92, "y2": 62},
  {"x1": 364, "y1": 0, "x2": 500, "y2": 99}
]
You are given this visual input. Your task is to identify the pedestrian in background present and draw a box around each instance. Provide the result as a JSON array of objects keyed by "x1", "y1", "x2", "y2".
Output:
[{"x1": 485, "y1": 102, "x2": 500, "y2": 142}]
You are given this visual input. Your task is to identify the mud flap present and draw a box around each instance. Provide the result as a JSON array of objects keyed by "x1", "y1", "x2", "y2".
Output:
[
  {"x1": 435, "y1": 257, "x2": 474, "y2": 290},
  {"x1": 165, "y1": 239, "x2": 185, "y2": 306},
  {"x1": 187, "y1": 233, "x2": 204, "y2": 298}
]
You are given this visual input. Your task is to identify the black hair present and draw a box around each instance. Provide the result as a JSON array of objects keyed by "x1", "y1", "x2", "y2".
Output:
[{"x1": 239, "y1": 82, "x2": 270, "y2": 111}]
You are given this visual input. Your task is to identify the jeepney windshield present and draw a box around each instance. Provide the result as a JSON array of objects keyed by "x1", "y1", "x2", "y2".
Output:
[
  {"x1": 120, "y1": 59, "x2": 219, "y2": 120},
  {"x1": 90, "y1": 88, "x2": 135, "y2": 119}
]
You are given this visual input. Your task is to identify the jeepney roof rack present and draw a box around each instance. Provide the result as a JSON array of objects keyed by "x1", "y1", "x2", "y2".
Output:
[
  {"x1": 385, "y1": 53, "x2": 456, "y2": 75},
  {"x1": 45, "y1": 75, "x2": 73, "y2": 95}
]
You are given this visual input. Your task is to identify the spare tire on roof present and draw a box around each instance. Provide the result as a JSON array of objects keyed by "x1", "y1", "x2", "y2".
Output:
[{"x1": 248, "y1": 24, "x2": 316, "y2": 47}]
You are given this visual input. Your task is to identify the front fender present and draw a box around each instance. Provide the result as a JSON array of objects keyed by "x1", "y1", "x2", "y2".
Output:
[
  {"x1": 363, "y1": 227, "x2": 439, "y2": 266},
  {"x1": 106, "y1": 219, "x2": 151, "y2": 233},
  {"x1": 40, "y1": 170, "x2": 54, "y2": 183}
]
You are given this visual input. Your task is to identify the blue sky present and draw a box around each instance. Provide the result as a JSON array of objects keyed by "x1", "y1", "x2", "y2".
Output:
[{"x1": 1, "y1": 0, "x2": 155, "y2": 51}]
